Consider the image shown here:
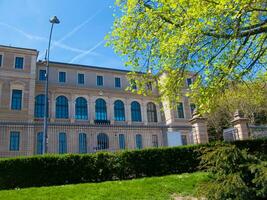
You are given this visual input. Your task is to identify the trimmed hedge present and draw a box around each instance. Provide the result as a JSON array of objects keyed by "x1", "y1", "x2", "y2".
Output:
[{"x1": 0, "y1": 139, "x2": 266, "y2": 189}]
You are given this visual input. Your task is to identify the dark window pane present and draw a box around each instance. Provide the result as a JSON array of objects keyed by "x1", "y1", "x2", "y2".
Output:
[
  {"x1": 10, "y1": 131, "x2": 20, "y2": 151},
  {"x1": 119, "y1": 134, "x2": 125, "y2": 149},
  {"x1": 95, "y1": 98, "x2": 107, "y2": 120},
  {"x1": 177, "y1": 102, "x2": 185, "y2": 118},
  {"x1": 75, "y1": 97, "x2": 88, "y2": 120},
  {"x1": 37, "y1": 132, "x2": 43, "y2": 154},
  {"x1": 114, "y1": 100, "x2": 125, "y2": 121},
  {"x1": 147, "y1": 102, "x2": 157, "y2": 122},
  {"x1": 115, "y1": 77, "x2": 121, "y2": 88},
  {"x1": 136, "y1": 134, "x2": 142, "y2": 149},
  {"x1": 78, "y1": 73, "x2": 84, "y2": 84},
  {"x1": 152, "y1": 135, "x2": 158, "y2": 147},
  {"x1": 11, "y1": 89, "x2": 22, "y2": 110},
  {"x1": 97, "y1": 75, "x2": 103, "y2": 86},
  {"x1": 97, "y1": 133, "x2": 109, "y2": 150},
  {"x1": 59, "y1": 72, "x2": 66, "y2": 83},
  {"x1": 79, "y1": 133, "x2": 87, "y2": 153},
  {"x1": 58, "y1": 132, "x2": 67, "y2": 154},
  {"x1": 0, "y1": 55, "x2": 2, "y2": 67},
  {"x1": 56, "y1": 96, "x2": 69, "y2": 119},
  {"x1": 39, "y1": 70, "x2": 46, "y2": 81},
  {"x1": 15, "y1": 57, "x2": 24, "y2": 69},
  {"x1": 131, "y1": 101, "x2": 142, "y2": 122}
]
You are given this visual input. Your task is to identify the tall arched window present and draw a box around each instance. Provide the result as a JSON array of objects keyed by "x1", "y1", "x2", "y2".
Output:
[
  {"x1": 114, "y1": 100, "x2": 125, "y2": 121},
  {"x1": 97, "y1": 133, "x2": 109, "y2": 150},
  {"x1": 131, "y1": 101, "x2": 142, "y2": 122},
  {"x1": 59, "y1": 132, "x2": 67, "y2": 154},
  {"x1": 95, "y1": 98, "x2": 107, "y2": 120},
  {"x1": 136, "y1": 134, "x2": 143, "y2": 149},
  {"x1": 75, "y1": 97, "x2": 88, "y2": 120},
  {"x1": 36, "y1": 132, "x2": 43, "y2": 154},
  {"x1": 34, "y1": 94, "x2": 45, "y2": 118},
  {"x1": 147, "y1": 102, "x2": 158, "y2": 122},
  {"x1": 79, "y1": 133, "x2": 87, "y2": 153},
  {"x1": 56, "y1": 96, "x2": 69, "y2": 119}
]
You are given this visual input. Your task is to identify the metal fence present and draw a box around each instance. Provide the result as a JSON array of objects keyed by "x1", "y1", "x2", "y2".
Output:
[
  {"x1": 0, "y1": 121, "x2": 193, "y2": 157},
  {"x1": 223, "y1": 127, "x2": 239, "y2": 142},
  {"x1": 249, "y1": 125, "x2": 267, "y2": 139}
]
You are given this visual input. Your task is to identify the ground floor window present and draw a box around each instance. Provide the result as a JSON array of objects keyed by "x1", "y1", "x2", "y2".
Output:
[
  {"x1": 119, "y1": 134, "x2": 125, "y2": 149},
  {"x1": 79, "y1": 133, "x2": 87, "y2": 153},
  {"x1": 97, "y1": 133, "x2": 109, "y2": 150},
  {"x1": 136, "y1": 134, "x2": 142, "y2": 149},
  {"x1": 152, "y1": 135, "x2": 158, "y2": 147},
  {"x1": 37, "y1": 132, "x2": 43, "y2": 154},
  {"x1": 59, "y1": 132, "x2": 67, "y2": 154},
  {"x1": 10, "y1": 131, "x2": 20, "y2": 151}
]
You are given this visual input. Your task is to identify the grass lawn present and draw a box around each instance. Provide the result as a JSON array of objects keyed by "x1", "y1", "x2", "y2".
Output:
[{"x1": 0, "y1": 172, "x2": 209, "y2": 200}]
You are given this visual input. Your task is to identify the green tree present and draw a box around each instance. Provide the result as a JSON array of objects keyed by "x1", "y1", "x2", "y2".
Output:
[{"x1": 107, "y1": 0, "x2": 267, "y2": 113}]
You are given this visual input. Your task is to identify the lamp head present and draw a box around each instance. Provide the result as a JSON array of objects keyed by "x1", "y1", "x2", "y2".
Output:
[{"x1": 49, "y1": 16, "x2": 60, "y2": 24}]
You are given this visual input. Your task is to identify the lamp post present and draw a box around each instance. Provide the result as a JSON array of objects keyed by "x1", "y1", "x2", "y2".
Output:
[{"x1": 43, "y1": 16, "x2": 60, "y2": 154}]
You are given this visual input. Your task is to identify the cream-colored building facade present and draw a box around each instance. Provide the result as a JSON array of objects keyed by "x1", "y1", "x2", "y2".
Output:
[{"x1": 0, "y1": 45, "x2": 199, "y2": 157}]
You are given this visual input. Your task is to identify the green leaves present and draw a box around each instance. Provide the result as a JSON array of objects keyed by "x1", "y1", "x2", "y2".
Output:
[{"x1": 107, "y1": 0, "x2": 267, "y2": 113}]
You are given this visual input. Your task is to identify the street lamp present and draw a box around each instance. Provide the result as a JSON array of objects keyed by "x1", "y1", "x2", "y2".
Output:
[{"x1": 43, "y1": 16, "x2": 60, "y2": 154}]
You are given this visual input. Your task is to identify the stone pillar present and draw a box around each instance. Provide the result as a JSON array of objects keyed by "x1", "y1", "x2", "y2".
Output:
[
  {"x1": 231, "y1": 110, "x2": 249, "y2": 140},
  {"x1": 109, "y1": 98, "x2": 114, "y2": 124},
  {"x1": 189, "y1": 111, "x2": 209, "y2": 144},
  {"x1": 125, "y1": 98, "x2": 131, "y2": 125},
  {"x1": 50, "y1": 93, "x2": 55, "y2": 122},
  {"x1": 142, "y1": 101, "x2": 148, "y2": 125},
  {"x1": 70, "y1": 95, "x2": 75, "y2": 123},
  {"x1": 89, "y1": 97, "x2": 95, "y2": 124}
]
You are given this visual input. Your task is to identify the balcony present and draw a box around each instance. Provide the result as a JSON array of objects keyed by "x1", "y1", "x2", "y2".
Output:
[{"x1": 94, "y1": 120, "x2": 110, "y2": 125}]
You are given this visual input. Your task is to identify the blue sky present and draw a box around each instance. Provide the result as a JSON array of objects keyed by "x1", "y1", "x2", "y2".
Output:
[{"x1": 0, "y1": 0, "x2": 125, "y2": 69}]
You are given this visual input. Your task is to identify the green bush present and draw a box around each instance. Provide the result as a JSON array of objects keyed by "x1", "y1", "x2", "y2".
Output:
[
  {"x1": 0, "y1": 139, "x2": 266, "y2": 189},
  {"x1": 198, "y1": 144, "x2": 267, "y2": 200}
]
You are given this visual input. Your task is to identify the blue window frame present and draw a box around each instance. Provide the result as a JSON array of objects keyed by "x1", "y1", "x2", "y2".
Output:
[
  {"x1": 114, "y1": 100, "x2": 125, "y2": 121},
  {"x1": 97, "y1": 133, "x2": 109, "y2": 150},
  {"x1": 147, "y1": 102, "x2": 157, "y2": 122},
  {"x1": 59, "y1": 132, "x2": 67, "y2": 154},
  {"x1": 190, "y1": 103, "x2": 196, "y2": 115},
  {"x1": 75, "y1": 97, "x2": 88, "y2": 120},
  {"x1": 79, "y1": 133, "x2": 87, "y2": 153},
  {"x1": 177, "y1": 102, "x2": 185, "y2": 118},
  {"x1": 78, "y1": 73, "x2": 84, "y2": 84},
  {"x1": 131, "y1": 101, "x2": 142, "y2": 122},
  {"x1": 11, "y1": 89, "x2": 22, "y2": 110},
  {"x1": 59, "y1": 71, "x2": 66, "y2": 83},
  {"x1": 37, "y1": 132, "x2": 43, "y2": 154},
  {"x1": 97, "y1": 75, "x2": 103, "y2": 86},
  {"x1": 136, "y1": 134, "x2": 142, "y2": 149},
  {"x1": 56, "y1": 96, "x2": 69, "y2": 119},
  {"x1": 39, "y1": 69, "x2": 46, "y2": 81},
  {"x1": 10, "y1": 131, "x2": 20, "y2": 151},
  {"x1": 119, "y1": 134, "x2": 125, "y2": 149},
  {"x1": 95, "y1": 98, "x2": 107, "y2": 120},
  {"x1": 115, "y1": 77, "x2": 121, "y2": 88},
  {"x1": 0, "y1": 54, "x2": 2, "y2": 67},
  {"x1": 15, "y1": 57, "x2": 24, "y2": 69},
  {"x1": 34, "y1": 94, "x2": 46, "y2": 118}
]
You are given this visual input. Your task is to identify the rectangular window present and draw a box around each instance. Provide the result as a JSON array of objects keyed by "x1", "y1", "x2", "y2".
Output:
[
  {"x1": 39, "y1": 69, "x2": 46, "y2": 81},
  {"x1": 136, "y1": 134, "x2": 142, "y2": 149},
  {"x1": 115, "y1": 77, "x2": 121, "y2": 88},
  {"x1": 78, "y1": 73, "x2": 85, "y2": 85},
  {"x1": 147, "y1": 82, "x2": 152, "y2": 90},
  {"x1": 177, "y1": 102, "x2": 185, "y2": 118},
  {"x1": 119, "y1": 134, "x2": 125, "y2": 149},
  {"x1": 11, "y1": 89, "x2": 22, "y2": 110},
  {"x1": 97, "y1": 75, "x2": 103, "y2": 86},
  {"x1": 0, "y1": 54, "x2": 2, "y2": 67},
  {"x1": 181, "y1": 135, "x2": 187, "y2": 145},
  {"x1": 190, "y1": 103, "x2": 196, "y2": 115},
  {"x1": 10, "y1": 131, "x2": 20, "y2": 151},
  {"x1": 186, "y1": 78, "x2": 192, "y2": 87},
  {"x1": 15, "y1": 57, "x2": 24, "y2": 69},
  {"x1": 59, "y1": 71, "x2": 66, "y2": 83},
  {"x1": 152, "y1": 135, "x2": 158, "y2": 147}
]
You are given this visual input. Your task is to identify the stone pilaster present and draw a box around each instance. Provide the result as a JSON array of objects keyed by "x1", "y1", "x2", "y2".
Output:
[
  {"x1": 189, "y1": 111, "x2": 209, "y2": 144},
  {"x1": 231, "y1": 110, "x2": 249, "y2": 140}
]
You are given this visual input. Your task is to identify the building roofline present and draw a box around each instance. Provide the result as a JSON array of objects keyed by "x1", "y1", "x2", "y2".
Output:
[
  {"x1": 38, "y1": 60, "x2": 144, "y2": 74},
  {"x1": 0, "y1": 44, "x2": 38, "y2": 52}
]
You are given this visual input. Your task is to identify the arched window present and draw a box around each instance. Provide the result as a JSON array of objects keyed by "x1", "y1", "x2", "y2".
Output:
[
  {"x1": 34, "y1": 94, "x2": 45, "y2": 118},
  {"x1": 95, "y1": 98, "x2": 107, "y2": 120},
  {"x1": 97, "y1": 133, "x2": 109, "y2": 150},
  {"x1": 75, "y1": 97, "x2": 88, "y2": 120},
  {"x1": 114, "y1": 100, "x2": 125, "y2": 121},
  {"x1": 136, "y1": 134, "x2": 142, "y2": 149},
  {"x1": 56, "y1": 96, "x2": 69, "y2": 119},
  {"x1": 59, "y1": 132, "x2": 67, "y2": 154},
  {"x1": 131, "y1": 101, "x2": 142, "y2": 122},
  {"x1": 79, "y1": 133, "x2": 87, "y2": 153},
  {"x1": 36, "y1": 132, "x2": 43, "y2": 154},
  {"x1": 147, "y1": 102, "x2": 158, "y2": 122}
]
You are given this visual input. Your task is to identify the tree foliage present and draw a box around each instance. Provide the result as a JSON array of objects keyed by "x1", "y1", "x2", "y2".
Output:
[{"x1": 107, "y1": 0, "x2": 267, "y2": 113}]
